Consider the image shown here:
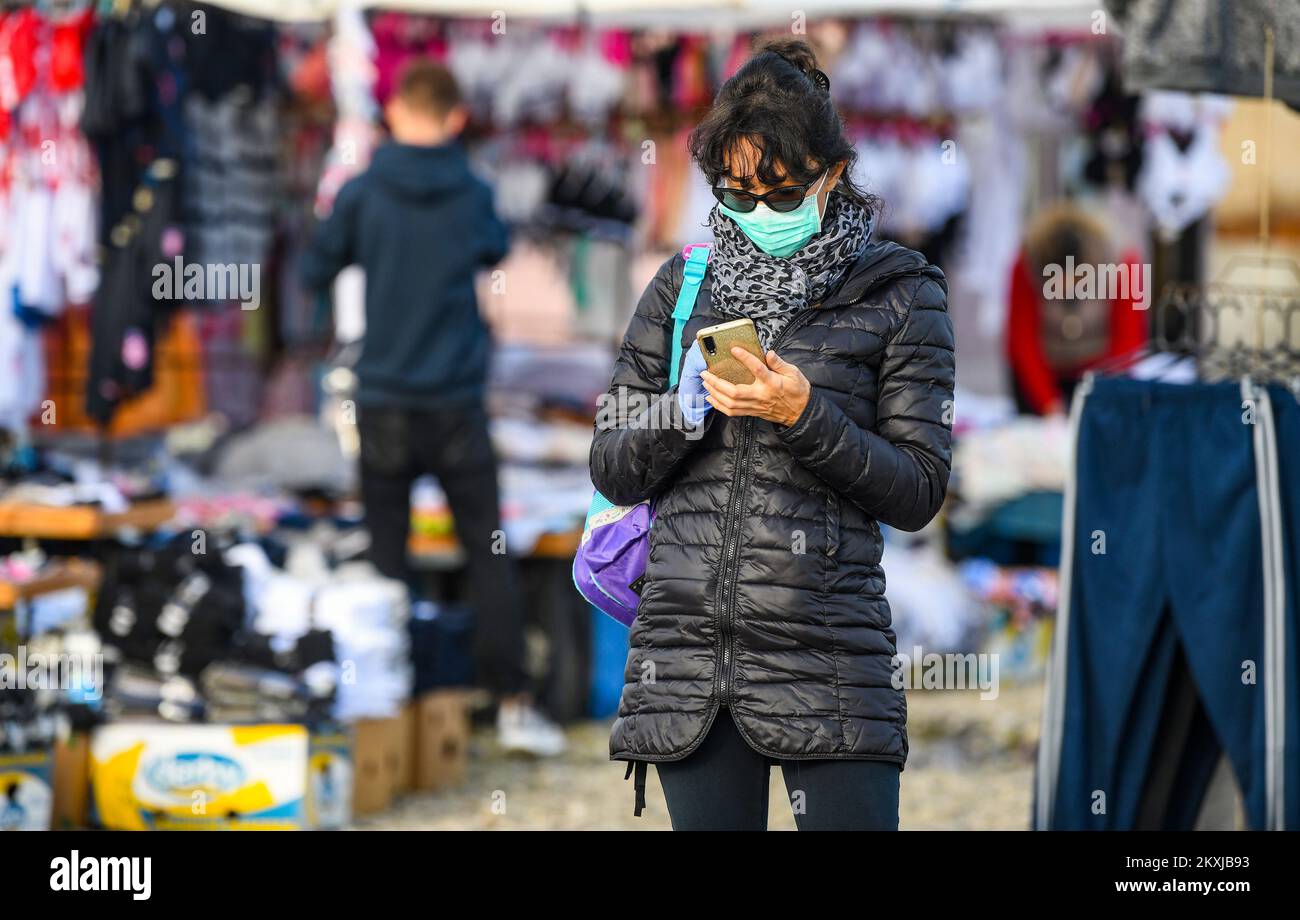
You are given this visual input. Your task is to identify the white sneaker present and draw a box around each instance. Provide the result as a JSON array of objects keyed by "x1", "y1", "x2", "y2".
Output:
[{"x1": 497, "y1": 701, "x2": 567, "y2": 757}]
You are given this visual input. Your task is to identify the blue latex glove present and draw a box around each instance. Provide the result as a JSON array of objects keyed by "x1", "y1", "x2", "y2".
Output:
[{"x1": 678, "y1": 342, "x2": 712, "y2": 426}]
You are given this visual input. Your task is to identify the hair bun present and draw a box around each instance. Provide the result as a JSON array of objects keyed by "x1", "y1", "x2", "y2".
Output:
[{"x1": 758, "y1": 39, "x2": 829, "y2": 92}]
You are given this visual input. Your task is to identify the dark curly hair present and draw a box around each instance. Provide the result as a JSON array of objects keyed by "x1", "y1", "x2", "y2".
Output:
[{"x1": 688, "y1": 39, "x2": 876, "y2": 215}]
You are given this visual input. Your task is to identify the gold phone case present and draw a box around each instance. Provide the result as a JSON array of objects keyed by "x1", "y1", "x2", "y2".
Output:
[{"x1": 696, "y1": 318, "x2": 763, "y2": 385}]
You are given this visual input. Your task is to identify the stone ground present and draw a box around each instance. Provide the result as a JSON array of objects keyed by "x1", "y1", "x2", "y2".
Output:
[{"x1": 358, "y1": 680, "x2": 1043, "y2": 830}]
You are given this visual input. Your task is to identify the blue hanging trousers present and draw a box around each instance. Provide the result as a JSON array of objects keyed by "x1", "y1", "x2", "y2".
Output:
[{"x1": 1036, "y1": 376, "x2": 1299, "y2": 831}]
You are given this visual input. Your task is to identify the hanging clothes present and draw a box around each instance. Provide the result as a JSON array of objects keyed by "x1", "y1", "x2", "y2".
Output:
[
  {"x1": 1104, "y1": 0, "x2": 1300, "y2": 113},
  {"x1": 85, "y1": 161, "x2": 183, "y2": 423},
  {"x1": 182, "y1": 91, "x2": 281, "y2": 270},
  {"x1": 1005, "y1": 206, "x2": 1149, "y2": 416},
  {"x1": 1037, "y1": 376, "x2": 1300, "y2": 831},
  {"x1": 181, "y1": 4, "x2": 281, "y2": 272},
  {"x1": 80, "y1": 5, "x2": 189, "y2": 424},
  {"x1": 1136, "y1": 91, "x2": 1233, "y2": 242},
  {"x1": 369, "y1": 11, "x2": 445, "y2": 107}
]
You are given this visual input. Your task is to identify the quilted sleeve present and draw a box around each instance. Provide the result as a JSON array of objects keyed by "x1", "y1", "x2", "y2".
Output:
[
  {"x1": 589, "y1": 254, "x2": 707, "y2": 505},
  {"x1": 777, "y1": 273, "x2": 955, "y2": 531}
]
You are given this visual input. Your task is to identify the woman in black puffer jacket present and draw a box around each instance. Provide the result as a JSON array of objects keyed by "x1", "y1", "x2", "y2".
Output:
[{"x1": 590, "y1": 40, "x2": 955, "y2": 830}]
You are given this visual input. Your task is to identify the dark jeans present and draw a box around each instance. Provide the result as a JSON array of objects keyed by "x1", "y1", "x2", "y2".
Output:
[
  {"x1": 655, "y1": 709, "x2": 901, "y2": 831},
  {"x1": 357, "y1": 402, "x2": 527, "y2": 696}
]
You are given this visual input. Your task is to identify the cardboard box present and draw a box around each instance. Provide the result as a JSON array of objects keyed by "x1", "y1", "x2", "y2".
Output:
[
  {"x1": 350, "y1": 718, "x2": 395, "y2": 817},
  {"x1": 413, "y1": 691, "x2": 469, "y2": 792},
  {"x1": 52, "y1": 733, "x2": 92, "y2": 830},
  {"x1": 307, "y1": 725, "x2": 353, "y2": 831},
  {"x1": 392, "y1": 704, "x2": 416, "y2": 795},
  {"x1": 0, "y1": 748, "x2": 54, "y2": 831},
  {"x1": 90, "y1": 723, "x2": 309, "y2": 830}
]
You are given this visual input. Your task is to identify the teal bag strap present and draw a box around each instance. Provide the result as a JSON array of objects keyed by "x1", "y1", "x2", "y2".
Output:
[{"x1": 668, "y1": 245, "x2": 710, "y2": 388}]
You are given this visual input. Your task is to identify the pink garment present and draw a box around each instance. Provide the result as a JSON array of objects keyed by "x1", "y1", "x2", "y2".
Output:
[
  {"x1": 600, "y1": 30, "x2": 633, "y2": 68},
  {"x1": 370, "y1": 12, "x2": 446, "y2": 106},
  {"x1": 476, "y1": 243, "x2": 576, "y2": 345}
]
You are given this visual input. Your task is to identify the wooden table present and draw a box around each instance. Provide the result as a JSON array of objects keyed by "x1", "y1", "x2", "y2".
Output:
[
  {"x1": 0, "y1": 499, "x2": 175, "y2": 541},
  {"x1": 409, "y1": 526, "x2": 582, "y2": 568},
  {"x1": 0, "y1": 558, "x2": 102, "y2": 610}
]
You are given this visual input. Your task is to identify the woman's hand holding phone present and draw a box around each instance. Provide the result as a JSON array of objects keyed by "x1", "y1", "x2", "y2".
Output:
[{"x1": 701, "y1": 347, "x2": 811, "y2": 427}]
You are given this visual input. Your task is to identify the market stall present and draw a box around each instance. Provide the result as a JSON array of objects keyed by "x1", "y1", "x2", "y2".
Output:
[{"x1": 1, "y1": 0, "x2": 1294, "y2": 832}]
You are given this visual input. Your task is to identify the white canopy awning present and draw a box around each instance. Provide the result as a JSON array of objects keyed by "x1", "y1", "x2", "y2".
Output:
[{"x1": 202, "y1": 0, "x2": 1098, "y2": 28}]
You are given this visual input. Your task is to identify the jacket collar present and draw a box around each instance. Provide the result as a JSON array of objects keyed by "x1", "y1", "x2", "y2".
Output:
[{"x1": 821, "y1": 240, "x2": 945, "y2": 309}]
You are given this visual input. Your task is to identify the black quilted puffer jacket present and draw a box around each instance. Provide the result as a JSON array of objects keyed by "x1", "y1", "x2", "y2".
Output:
[{"x1": 591, "y1": 239, "x2": 955, "y2": 766}]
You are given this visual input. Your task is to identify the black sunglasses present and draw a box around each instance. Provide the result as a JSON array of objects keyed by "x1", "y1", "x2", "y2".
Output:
[{"x1": 711, "y1": 176, "x2": 821, "y2": 214}]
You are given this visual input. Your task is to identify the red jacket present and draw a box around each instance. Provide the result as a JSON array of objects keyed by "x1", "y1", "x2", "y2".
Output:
[{"x1": 1006, "y1": 248, "x2": 1148, "y2": 414}]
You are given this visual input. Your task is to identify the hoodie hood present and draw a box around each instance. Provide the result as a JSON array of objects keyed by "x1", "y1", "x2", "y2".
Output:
[
  {"x1": 369, "y1": 141, "x2": 473, "y2": 199},
  {"x1": 827, "y1": 239, "x2": 945, "y2": 308}
]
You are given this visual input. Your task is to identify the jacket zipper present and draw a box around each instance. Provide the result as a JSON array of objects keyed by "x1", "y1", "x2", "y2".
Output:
[
  {"x1": 715, "y1": 418, "x2": 750, "y2": 703},
  {"x1": 714, "y1": 307, "x2": 818, "y2": 705},
  {"x1": 711, "y1": 267, "x2": 926, "y2": 707}
]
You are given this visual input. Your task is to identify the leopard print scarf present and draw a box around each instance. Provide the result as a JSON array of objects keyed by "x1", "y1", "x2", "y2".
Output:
[{"x1": 706, "y1": 191, "x2": 872, "y2": 350}]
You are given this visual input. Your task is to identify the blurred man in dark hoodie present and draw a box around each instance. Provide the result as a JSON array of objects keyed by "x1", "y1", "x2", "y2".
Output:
[{"x1": 302, "y1": 60, "x2": 565, "y2": 756}]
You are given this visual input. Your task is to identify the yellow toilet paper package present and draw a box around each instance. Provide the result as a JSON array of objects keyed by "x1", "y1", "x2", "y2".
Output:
[{"x1": 90, "y1": 723, "x2": 309, "y2": 831}]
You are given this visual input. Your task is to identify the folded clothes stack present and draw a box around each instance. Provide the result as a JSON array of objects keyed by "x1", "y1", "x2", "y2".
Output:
[
  {"x1": 90, "y1": 533, "x2": 341, "y2": 724},
  {"x1": 200, "y1": 661, "x2": 335, "y2": 725},
  {"x1": 233, "y1": 543, "x2": 411, "y2": 722},
  {"x1": 93, "y1": 537, "x2": 247, "y2": 679},
  {"x1": 103, "y1": 665, "x2": 206, "y2": 723},
  {"x1": 0, "y1": 690, "x2": 57, "y2": 753},
  {"x1": 100, "y1": 639, "x2": 338, "y2": 725}
]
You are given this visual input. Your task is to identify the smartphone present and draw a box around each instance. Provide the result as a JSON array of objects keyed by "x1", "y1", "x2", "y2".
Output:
[{"x1": 696, "y1": 318, "x2": 764, "y2": 385}]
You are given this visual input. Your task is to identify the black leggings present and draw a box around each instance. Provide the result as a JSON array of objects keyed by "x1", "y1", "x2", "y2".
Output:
[{"x1": 655, "y1": 709, "x2": 901, "y2": 831}]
